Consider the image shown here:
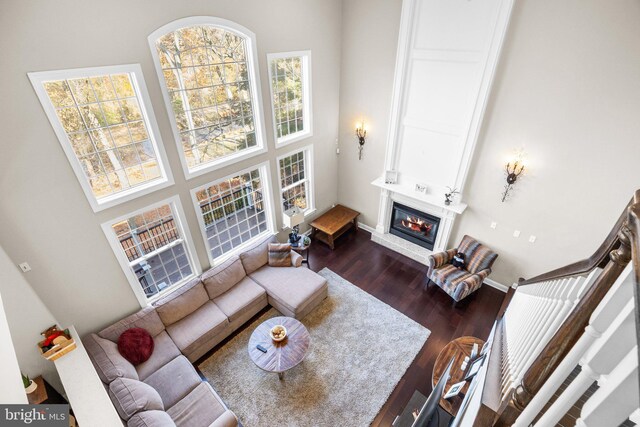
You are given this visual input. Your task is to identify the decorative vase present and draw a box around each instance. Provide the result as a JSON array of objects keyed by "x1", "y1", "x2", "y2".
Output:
[{"x1": 25, "y1": 380, "x2": 37, "y2": 394}]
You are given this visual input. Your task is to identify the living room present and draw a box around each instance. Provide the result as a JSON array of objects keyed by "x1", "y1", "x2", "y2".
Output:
[{"x1": 1, "y1": 0, "x2": 640, "y2": 426}]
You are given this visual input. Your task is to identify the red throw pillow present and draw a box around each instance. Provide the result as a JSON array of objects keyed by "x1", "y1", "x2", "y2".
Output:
[{"x1": 117, "y1": 328, "x2": 154, "y2": 365}]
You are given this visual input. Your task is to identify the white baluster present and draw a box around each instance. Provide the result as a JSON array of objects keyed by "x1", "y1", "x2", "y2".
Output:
[
  {"x1": 515, "y1": 278, "x2": 585, "y2": 382},
  {"x1": 533, "y1": 299, "x2": 636, "y2": 426},
  {"x1": 513, "y1": 266, "x2": 629, "y2": 427},
  {"x1": 504, "y1": 280, "x2": 571, "y2": 395},
  {"x1": 576, "y1": 346, "x2": 639, "y2": 427}
]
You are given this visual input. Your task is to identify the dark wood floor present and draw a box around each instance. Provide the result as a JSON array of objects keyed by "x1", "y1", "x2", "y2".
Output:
[{"x1": 306, "y1": 228, "x2": 505, "y2": 427}]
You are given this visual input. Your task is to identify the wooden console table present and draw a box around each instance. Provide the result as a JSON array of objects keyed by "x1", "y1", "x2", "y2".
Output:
[
  {"x1": 432, "y1": 336, "x2": 485, "y2": 416},
  {"x1": 310, "y1": 205, "x2": 360, "y2": 250}
]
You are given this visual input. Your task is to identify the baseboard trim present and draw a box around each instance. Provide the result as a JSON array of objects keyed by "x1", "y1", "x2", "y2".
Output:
[
  {"x1": 485, "y1": 278, "x2": 509, "y2": 293},
  {"x1": 358, "y1": 222, "x2": 376, "y2": 234},
  {"x1": 358, "y1": 221, "x2": 508, "y2": 293}
]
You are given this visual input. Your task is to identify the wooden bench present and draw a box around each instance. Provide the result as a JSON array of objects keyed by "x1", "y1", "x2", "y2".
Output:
[{"x1": 310, "y1": 205, "x2": 360, "y2": 250}]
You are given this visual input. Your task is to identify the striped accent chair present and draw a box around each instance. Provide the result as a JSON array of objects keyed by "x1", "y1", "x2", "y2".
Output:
[{"x1": 426, "y1": 235, "x2": 498, "y2": 304}]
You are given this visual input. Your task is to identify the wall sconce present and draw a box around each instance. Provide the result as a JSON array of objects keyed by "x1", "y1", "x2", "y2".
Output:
[
  {"x1": 355, "y1": 121, "x2": 367, "y2": 160},
  {"x1": 501, "y1": 158, "x2": 525, "y2": 202}
]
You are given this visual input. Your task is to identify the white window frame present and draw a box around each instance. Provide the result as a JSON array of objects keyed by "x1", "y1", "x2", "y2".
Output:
[
  {"x1": 190, "y1": 161, "x2": 276, "y2": 267},
  {"x1": 276, "y1": 145, "x2": 315, "y2": 223},
  {"x1": 267, "y1": 51, "x2": 313, "y2": 148},
  {"x1": 148, "y1": 16, "x2": 269, "y2": 179},
  {"x1": 28, "y1": 64, "x2": 174, "y2": 212},
  {"x1": 101, "y1": 195, "x2": 202, "y2": 307}
]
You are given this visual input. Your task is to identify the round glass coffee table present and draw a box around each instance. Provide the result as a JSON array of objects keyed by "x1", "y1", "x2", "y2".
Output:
[{"x1": 248, "y1": 316, "x2": 310, "y2": 380}]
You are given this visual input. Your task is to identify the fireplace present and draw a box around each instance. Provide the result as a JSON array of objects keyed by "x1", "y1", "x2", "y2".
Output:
[{"x1": 389, "y1": 202, "x2": 441, "y2": 250}]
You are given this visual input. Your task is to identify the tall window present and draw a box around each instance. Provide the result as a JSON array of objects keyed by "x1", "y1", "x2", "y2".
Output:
[
  {"x1": 191, "y1": 163, "x2": 273, "y2": 264},
  {"x1": 267, "y1": 51, "x2": 312, "y2": 147},
  {"x1": 29, "y1": 65, "x2": 173, "y2": 212},
  {"x1": 277, "y1": 146, "x2": 314, "y2": 216},
  {"x1": 149, "y1": 17, "x2": 267, "y2": 177},
  {"x1": 102, "y1": 197, "x2": 200, "y2": 305}
]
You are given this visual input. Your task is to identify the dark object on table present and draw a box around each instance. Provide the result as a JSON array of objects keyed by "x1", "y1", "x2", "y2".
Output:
[
  {"x1": 411, "y1": 357, "x2": 455, "y2": 427},
  {"x1": 289, "y1": 230, "x2": 301, "y2": 245},
  {"x1": 444, "y1": 187, "x2": 459, "y2": 205},
  {"x1": 464, "y1": 354, "x2": 486, "y2": 381}
]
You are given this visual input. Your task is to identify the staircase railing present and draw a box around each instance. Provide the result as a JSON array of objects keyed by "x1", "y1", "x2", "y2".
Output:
[
  {"x1": 474, "y1": 193, "x2": 639, "y2": 426},
  {"x1": 629, "y1": 190, "x2": 640, "y2": 399},
  {"x1": 493, "y1": 192, "x2": 640, "y2": 426}
]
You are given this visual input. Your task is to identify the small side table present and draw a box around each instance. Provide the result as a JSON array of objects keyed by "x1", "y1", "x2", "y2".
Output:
[
  {"x1": 291, "y1": 242, "x2": 310, "y2": 268},
  {"x1": 432, "y1": 336, "x2": 485, "y2": 416}
]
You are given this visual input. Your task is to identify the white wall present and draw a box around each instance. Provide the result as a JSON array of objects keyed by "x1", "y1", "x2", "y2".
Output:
[
  {"x1": 0, "y1": 292, "x2": 29, "y2": 404},
  {"x1": 0, "y1": 245, "x2": 63, "y2": 396},
  {"x1": 337, "y1": 0, "x2": 402, "y2": 226},
  {"x1": 0, "y1": 0, "x2": 342, "y2": 335},
  {"x1": 339, "y1": 0, "x2": 640, "y2": 285}
]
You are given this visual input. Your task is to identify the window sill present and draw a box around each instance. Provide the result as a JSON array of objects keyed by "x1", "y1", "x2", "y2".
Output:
[
  {"x1": 275, "y1": 130, "x2": 313, "y2": 149},
  {"x1": 183, "y1": 145, "x2": 268, "y2": 179},
  {"x1": 205, "y1": 229, "x2": 273, "y2": 268},
  {"x1": 142, "y1": 272, "x2": 198, "y2": 307},
  {"x1": 93, "y1": 176, "x2": 174, "y2": 212}
]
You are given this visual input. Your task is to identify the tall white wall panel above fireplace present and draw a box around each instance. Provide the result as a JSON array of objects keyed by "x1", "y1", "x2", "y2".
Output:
[{"x1": 385, "y1": 0, "x2": 514, "y2": 194}]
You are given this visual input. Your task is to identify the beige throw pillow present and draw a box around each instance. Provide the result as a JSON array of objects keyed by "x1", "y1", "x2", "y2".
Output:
[{"x1": 268, "y1": 243, "x2": 292, "y2": 267}]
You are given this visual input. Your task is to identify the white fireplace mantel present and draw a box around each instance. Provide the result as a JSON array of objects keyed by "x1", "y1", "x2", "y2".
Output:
[{"x1": 372, "y1": 177, "x2": 467, "y2": 215}]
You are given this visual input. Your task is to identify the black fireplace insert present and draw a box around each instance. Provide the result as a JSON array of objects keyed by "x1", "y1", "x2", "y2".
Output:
[{"x1": 389, "y1": 202, "x2": 440, "y2": 250}]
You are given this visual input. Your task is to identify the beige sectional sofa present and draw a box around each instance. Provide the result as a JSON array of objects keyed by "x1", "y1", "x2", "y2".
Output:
[{"x1": 84, "y1": 234, "x2": 328, "y2": 426}]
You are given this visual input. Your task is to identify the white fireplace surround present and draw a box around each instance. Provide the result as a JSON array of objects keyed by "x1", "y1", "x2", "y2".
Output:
[{"x1": 371, "y1": 177, "x2": 467, "y2": 265}]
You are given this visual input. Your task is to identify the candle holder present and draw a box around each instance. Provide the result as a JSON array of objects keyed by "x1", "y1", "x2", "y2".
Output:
[
  {"x1": 501, "y1": 160, "x2": 525, "y2": 202},
  {"x1": 355, "y1": 121, "x2": 367, "y2": 160}
]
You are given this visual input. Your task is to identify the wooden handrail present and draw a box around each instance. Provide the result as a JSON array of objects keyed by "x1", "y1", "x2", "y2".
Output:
[
  {"x1": 518, "y1": 196, "x2": 632, "y2": 286},
  {"x1": 628, "y1": 189, "x2": 640, "y2": 397}
]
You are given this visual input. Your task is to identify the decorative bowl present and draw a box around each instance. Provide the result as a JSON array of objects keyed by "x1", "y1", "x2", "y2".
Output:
[{"x1": 270, "y1": 325, "x2": 287, "y2": 342}]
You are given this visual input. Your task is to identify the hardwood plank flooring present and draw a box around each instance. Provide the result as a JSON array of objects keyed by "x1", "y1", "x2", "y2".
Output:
[{"x1": 307, "y1": 228, "x2": 506, "y2": 426}]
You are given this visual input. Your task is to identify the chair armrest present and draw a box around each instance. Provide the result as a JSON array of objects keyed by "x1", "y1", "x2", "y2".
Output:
[
  {"x1": 290, "y1": 250, "x2": 303, "y2": 267},
  {"x1": 452, "y1": 269, "x2": 491, "y2": 301},
  {"x1": 210, "y1": 410, "x2": 238, "y2": 427},
  {"x1": 427, "y1": 248, "x2": 458, "y2": 276}
]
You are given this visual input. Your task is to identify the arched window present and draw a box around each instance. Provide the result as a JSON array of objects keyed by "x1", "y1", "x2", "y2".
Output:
[{"x1": 149, "y1": 17, "x2": 267, "y2": 177}]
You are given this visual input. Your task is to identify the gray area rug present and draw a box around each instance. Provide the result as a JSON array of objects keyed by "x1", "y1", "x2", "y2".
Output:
[{"x1": 198, "y1": 268, "x2": 430, "y2": 427}]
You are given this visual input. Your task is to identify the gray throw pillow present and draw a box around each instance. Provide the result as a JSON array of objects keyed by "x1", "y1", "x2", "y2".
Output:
[
  {"x1": 109, "y1": 377, "x2": 164, "y2": 421},
  {"x1": 127, "y1": 410, "x2": 176, "y2": 427},
  {"x1": 84, "y1": 333, "x2": 138, "y2": 383}
]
